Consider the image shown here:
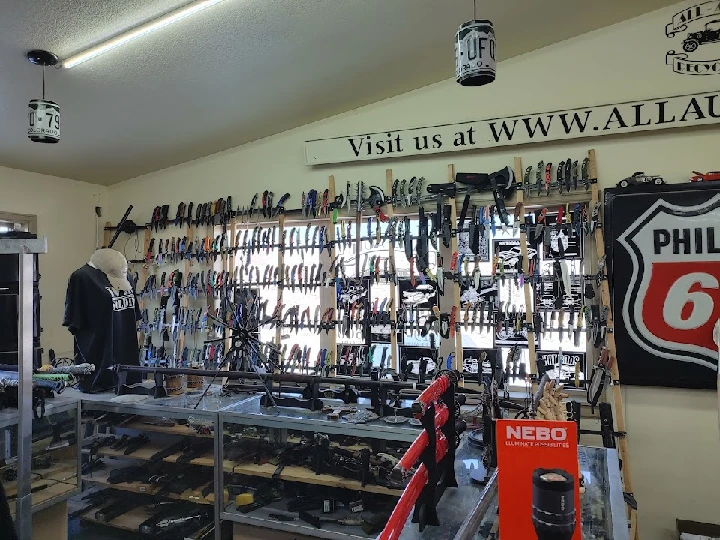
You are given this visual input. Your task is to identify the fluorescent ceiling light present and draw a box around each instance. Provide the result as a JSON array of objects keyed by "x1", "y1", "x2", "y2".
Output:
[{"x1": 63, "y1": 0, "x2": 227, "y2": 68}]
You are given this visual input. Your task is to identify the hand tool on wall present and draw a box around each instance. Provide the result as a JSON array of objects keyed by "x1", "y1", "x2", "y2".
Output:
[
  {"x1": 248, "y1": 193, "x2": 259, "y2": 221},
  {"x1": 367, "y1": 186, "x2": 389, "y2": 222},
  {"x1": 582, "y1": 157, "x2": 590, "y2": 191},
  {"x1": 563, "y1": 159, "x2": 572, "y2": 192},
  {"x1": 524, "y1": 166, "x2": 532, "y2": 198},
  {"x1": 536, "y1": 160, "x2": 544, "y2": 196},
  {"x1": 545, "y1": 162, "x2": 552, "y2": 196}
]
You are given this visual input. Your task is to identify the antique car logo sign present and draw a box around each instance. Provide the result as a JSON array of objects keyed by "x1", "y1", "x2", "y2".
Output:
[
  {"x1": 666, "y1": 1, "x2": 720, "y2": 74},
  {"x1": 617, "y1": 195, "x2": 720, "y2": 369}
]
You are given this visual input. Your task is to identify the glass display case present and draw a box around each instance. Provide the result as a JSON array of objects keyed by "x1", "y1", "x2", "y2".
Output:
[
  {"x1": 42, "y1": 389, "x2": 628, "y2": 540},
  {"x1": 219, "y1": 395, "x2": 424, "y2": 539},
  {"x1": 69, "y1": 389, "x2": 242, "y2": 540},
  {"x1": 0, "y1": 396, "x2": 81, "y2": 517}
]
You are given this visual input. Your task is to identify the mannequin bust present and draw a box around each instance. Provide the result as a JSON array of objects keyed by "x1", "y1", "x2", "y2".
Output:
[{"x1": 63, "y1": 248, "x2": 141, "y2": 392}]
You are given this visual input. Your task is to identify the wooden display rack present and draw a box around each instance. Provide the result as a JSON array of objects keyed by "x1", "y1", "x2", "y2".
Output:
[
  {"x1": 589, "y1": 149, "x2": 637, "y2": 539},
  {"x1": 510, "y1": 150, "x2": 636, "y2": 538},
  {"x1": 100, "y1": 152, "x2": 637, "y2": 537}
]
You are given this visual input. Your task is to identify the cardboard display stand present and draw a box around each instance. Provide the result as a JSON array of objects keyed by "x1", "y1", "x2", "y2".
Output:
[{"x1": 497, "y1": 419, "x2": 581, "y2": 540}]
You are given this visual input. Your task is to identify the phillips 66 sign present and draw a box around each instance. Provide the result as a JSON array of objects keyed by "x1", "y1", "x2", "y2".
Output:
[{"x1": 606, "y1": 184, "x2": 720, "y2": 388}]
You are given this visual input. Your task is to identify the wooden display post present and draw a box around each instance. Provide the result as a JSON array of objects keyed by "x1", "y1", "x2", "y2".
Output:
[
  {"x1": 324, "y1": 175, "x2": 338, "y2": 371},
  {"x1": 588, "y1": 149, "x2": 637, "y2": 539},
  {"x1": 275, "y1": 214, "x2": 285, "y2": 353},
  {"x1": 385, "y1": 169, "x2": 399, "y2": 370},
  {"x1": 513, "y1": 157, "x2": 538, "y2": 376},
  {"x1": 436, "y1": 165, "x2": 463, "y2": 373}
]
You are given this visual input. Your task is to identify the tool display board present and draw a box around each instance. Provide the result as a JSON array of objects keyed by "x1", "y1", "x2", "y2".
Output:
[{"x1": 103, "y1": 148, "x2": 639, "y2": 538}]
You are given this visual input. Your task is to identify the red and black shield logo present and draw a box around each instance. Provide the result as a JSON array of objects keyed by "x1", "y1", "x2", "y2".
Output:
[{"x1": 618, "y1": 195, "x2": 720, "y2": 370}]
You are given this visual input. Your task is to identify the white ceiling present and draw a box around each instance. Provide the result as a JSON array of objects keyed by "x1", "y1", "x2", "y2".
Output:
[{"x1": 0, "y1": 0, "x2": 676, "y2": 185}]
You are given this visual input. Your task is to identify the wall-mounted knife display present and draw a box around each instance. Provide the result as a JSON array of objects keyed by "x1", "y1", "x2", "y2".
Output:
[
  {"x1": 107, "y1": 152, "x2": 609, "y2": 393},
  {"x1": 95, "y1": 149, "x2": 639, "y2": 540}
]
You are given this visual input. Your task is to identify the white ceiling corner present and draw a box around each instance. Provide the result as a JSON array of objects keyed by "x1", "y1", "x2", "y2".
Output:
[{"x1": 0, "y1": 0, "x2": 678, "y2": 185}]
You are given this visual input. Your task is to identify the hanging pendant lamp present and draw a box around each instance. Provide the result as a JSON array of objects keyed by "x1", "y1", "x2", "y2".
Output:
[
  {"x1": 27, "y1": 49, "x2": 61, "y2": 143},
  {"x1": 455, "y1": 0, "x2": 496, "y2": 86}
]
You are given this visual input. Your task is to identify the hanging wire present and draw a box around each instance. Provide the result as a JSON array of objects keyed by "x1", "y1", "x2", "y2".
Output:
[
  {"x1": 42, "y1": 65, "x2": 46, "y2": 100},
  {"x1": 473, "y1": 0, "x2": 477, "y2": 21}
]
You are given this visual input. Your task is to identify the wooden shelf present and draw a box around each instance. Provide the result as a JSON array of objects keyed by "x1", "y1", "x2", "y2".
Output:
[
  {"x1": 4, "y1": 461, "x2": 78, "y2": 498},
  {"x1": 95, "y1": 442, "x2": 214, "y2": 467},
  {"x1": 82, "y1": 470, "x2": 213, "y2": 505},
  {"x1": 8, "y1": 481, "x2": 78, "y2": 515},
  {"x1": 123, "y1": 420, "x2": 214, "y2": 438},
  {"x1": 94, "y1": 441, "x2": 398, "y2": 496},
  {"x1": 223, "y1": 460, "x2": 403, "y2": 497},
  {"x1": 81, "y1": 505, "x2": 157, "y2": 532}
]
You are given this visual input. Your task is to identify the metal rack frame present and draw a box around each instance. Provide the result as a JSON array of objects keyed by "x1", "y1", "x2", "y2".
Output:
[{"x1": 0, "y1": 236, "x2": 47, "y2": 540}]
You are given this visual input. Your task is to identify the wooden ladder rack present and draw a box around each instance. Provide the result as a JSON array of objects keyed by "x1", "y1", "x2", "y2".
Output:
[{"x1": 588, "y1": 149, "x2": 637, "y2": 540}]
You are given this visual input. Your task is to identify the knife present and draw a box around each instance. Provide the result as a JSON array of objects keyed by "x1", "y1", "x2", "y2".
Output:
[
  {"x1": 536, "y1": 161, "x2": 544, "y2": 196},
  {"x1": 564, "y1": 159, "x2": 572, "y2": 192}
]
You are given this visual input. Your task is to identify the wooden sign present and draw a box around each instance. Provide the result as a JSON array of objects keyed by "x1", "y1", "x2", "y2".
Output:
[{"x1": 305, "y1": 90, "x2": 720, "y2": 165}]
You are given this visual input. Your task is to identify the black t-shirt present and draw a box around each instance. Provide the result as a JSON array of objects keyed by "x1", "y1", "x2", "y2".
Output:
[{"x1": 63, "y1": 264, "x2": 141, "y2": 392}]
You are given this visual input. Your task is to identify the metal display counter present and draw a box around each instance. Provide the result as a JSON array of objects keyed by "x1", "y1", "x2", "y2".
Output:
[
  {"x1": 71, "y1": 386, "x2": 249, "y2": 540},
  {"x1": 55, "y1": 388, "x2": 628, "y2": 540},
  {"x1": 0, "y1": 395, "x2": 81, "y2": 518},
  {"x1": 221, "y1": 394, "x2": 423, "y2": 443},
  {"x1": 219, "y1": 394, "x2": 423, "y2": 539}
]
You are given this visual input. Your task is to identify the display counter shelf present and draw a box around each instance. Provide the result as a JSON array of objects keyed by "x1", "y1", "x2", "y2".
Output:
[
  {"x1": 223, "y1": 460, "x2": 404, "y2": 496},
  {"x1": 92, "y1": 439, "x2": 215, "y2": 466},
  {"x1": 8, "y1": 479, "x2": 80, "y2": 515},
  {"x1": 80, "y1": 504, "x2": 159, "y2": 532},
  {"x1": 0, "y1": 395, "x2": 81, "y2": 517},
  {"x1": 221, "y1": 394, "x2": 422, "y2": 443},
  {"x1": 67, "y1": 386, "x2": 245, "y2": 421},
  {"x1": 224, "y1": 499, "x2": 379, "y2": 540},
  {"x1": 123, "y1": 418, "x2": 216, "y2": 437},
  {"x1": 218, "y1": 395, "x2": 455, "y2": 540},
  {"x1": 82, "y1": 468, "x2": 214, "y2": 504},
  {"x1": 76, "y1": 393, "x2": 226, "y2": 539},
  {"x1": 63, "y1": 387, "x2": 628, "y2": 540},
  {"x1": 78, "y1": 500, "x2": 214, "y2": 538}
]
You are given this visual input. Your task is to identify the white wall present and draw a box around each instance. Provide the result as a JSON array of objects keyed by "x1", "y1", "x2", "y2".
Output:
[
  {"x1": 108, "y1": 3, "x2": 720, "y2": 538},
  {"x1": 0, "y1": 166, "x2": 106, "y2": 359}
]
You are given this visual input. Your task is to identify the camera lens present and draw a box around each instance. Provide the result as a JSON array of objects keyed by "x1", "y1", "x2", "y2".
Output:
[{"x1": 532, "y1": 468, "x2": 576, "y2": 540}]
